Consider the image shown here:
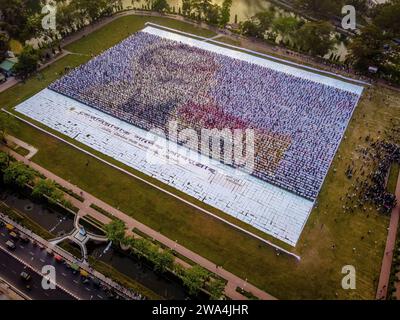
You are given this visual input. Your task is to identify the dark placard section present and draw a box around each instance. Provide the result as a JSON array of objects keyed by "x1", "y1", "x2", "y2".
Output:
[{"x1": 1, "y1": 300, "x2": 395, "y2": 319}]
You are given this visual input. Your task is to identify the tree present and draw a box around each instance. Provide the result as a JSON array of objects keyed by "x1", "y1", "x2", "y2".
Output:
[
  {"x1": 347, "y1": 0, "x2": 368, "y2": 16},
  {"x1": 295, "y1": 0, "x2": 343, "y2": 18},
  {"x1": 132, "y1": 237, "x2": 152, "y2": 257},
  {"x1": 192, "y1": 0, "x2": 212, "y2": 20},
  {"x1": 182, "y1": 0, "x2": 193, "y2": 16},
  {"x1": 56, "y1": 1, "x2": 79, "y2": 37},
  {"x1": 272, "y1": 16, "x2": 303, "y2": 44},
  {"x1": 151, "y1": 0, "x2": 170, "y2": 13},
  {"x1": 240, "y1": 20, "x2": 263, "y2": 39},
  {"x1": 254, "y1": 10, "x2": 275, "y2": 31},
  {"x1": 371, "y1": 0, "x2": 400, "y2": 37},
  {"x1": 3, "y1": 161, "x2": 35, "y2": 188},
  {"x1": 32, "y1": 178, "x2": 64, "y2": 204},
  {"x1": 347, "y1": 24, "x2": 388, "y2": 72},
  {"x1": 13, "y1": 45, "x2": 39, "y2": 80},
  {"x1": 182, "y1": 265, "x2": 209, "y2": 296},
  {"x1": 150, "y1": 248, "x2": 174, "y2": 273},
  {"x1": 295, "y1": 21, "x2": 336, "y2": 57},
  {"x1": 0, "y1": 32, "x2": 10, "y2": 62},
  {"x1": 207, "y1": 279, "x2": 225, "y2": 300},
  {"x1": 0, "y1": 151, "x2": 10, "y2": 171},
  {"x1": 205, "y1": 4, "x2": 220, "y2": 25},
  {"x1": 219, "y1": 0, "x2": 232, "y2": 27},
  {"x1": 346, "y1": 0, "x2": 400, "y2": 82},
  {"x1": 104, "y1": 219, "x2": 127, "y2": 243}
]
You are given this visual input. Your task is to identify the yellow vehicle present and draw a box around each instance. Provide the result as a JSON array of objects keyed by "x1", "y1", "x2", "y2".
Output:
[
  {"x1": 9, "y1": 231, "x2": 19, "y2": 240},
  {"x1": 5, "y1": 224, "x2": 14, "y2": 231},
  {"x1": 80, "y1": 269, "x2": 89, "y2": 277}
]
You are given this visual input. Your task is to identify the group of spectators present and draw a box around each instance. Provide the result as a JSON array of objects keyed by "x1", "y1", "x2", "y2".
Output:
[
  {"x1": 49, "y1": 31, "x2": 360, "y2": 200},
  {"x1": 344, "y1": 123, "x2": 400, "y2": 215}
]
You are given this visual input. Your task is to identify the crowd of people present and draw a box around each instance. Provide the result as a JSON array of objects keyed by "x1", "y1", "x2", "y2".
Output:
[
  {"x1": 50, "y1": 31, "x2": 360, "y2": 200},
  {"x1": 344, "y1": 123, "x2": 400, "y2": 215}
]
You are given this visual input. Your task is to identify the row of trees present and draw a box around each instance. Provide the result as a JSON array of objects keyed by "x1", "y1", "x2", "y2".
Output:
[
  {"x1": 54, "y1": 0, "x2": 123, "y2": 39},
  {"x1": 294, "y1": 0, "x2": 369, "y2": 20},
  {"x1": 181, "y1": 0, "x2": 232, "y2": 27},
  {"x1": 347, "y1": 0, "x2": 400, "y2": 82},
  {"x1": 240, "y1": 9, "x2": 336, "y2": 58},
  {"x1": 0, "y1": 0, "x2": 123, "y2": 43},
  {"x1": 104, "y1": 219, "x2": 226, "y2": 299},
  {"x1": 0, "y1": 151, "x2": 73, "y2": 207}
]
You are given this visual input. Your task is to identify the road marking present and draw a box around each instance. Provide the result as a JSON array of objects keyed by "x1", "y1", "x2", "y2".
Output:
[
  {"x1": 0, "y1": 275, "x2": 31, "y2": 300},
  {"x1": 0, "y1": 244, "x2": 80, "y2": 300}
]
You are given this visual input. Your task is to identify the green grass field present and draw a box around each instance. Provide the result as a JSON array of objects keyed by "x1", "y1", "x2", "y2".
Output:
[
  {"x1": 387, "y1": 164, "x2": 400, "y2": 194},
  {"x1": 1, "y1": 14, "x2": 399, "y2": 299}
]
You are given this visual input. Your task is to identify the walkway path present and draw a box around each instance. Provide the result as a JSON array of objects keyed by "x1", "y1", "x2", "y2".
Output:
[
  {"x1": 0, "y1": 211, "x2": 141, "y2": 300},
  {"x1": 0, "y1": 145, "x2": 275, "y2": 300},
  {"x1": 376, "y1": 171, "x2": 400, "y2": 300},
  {"x1": 5, "y1": 135, "x2": 38, "y2": 159},
  {"x1": 48, "y1": 212, "x2": 108, "y2": 264},
  {"x1": 3, "y1": 108, "x2": 299, "y2": 261}
]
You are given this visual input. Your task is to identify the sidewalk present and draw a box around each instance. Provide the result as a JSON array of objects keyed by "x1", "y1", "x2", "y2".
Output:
[
  {"x1": 376, "y1": 172, "x2": 400, "y2": 299},
  {"x1": 1, "y1": 145, "x2": 276, "y2": 300}
]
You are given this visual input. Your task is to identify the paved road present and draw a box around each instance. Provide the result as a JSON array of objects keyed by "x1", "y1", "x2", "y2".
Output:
[
  {"x1": 2, "y1": 145, "x2": 276, "y2": 300},
  {"x1": 0, "y1": 223, "x2": 120, "y2": 300},
  {"x1": 0, "y1": 249, "x2": 73, "y2": 300},
  {"x1": 376, "y1": 171, "x2": 400, "y2": 300}
]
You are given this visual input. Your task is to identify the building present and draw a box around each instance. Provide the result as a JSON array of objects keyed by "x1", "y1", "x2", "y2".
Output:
[{"x1": 0, "y1": 57, "x2": 18, "y2": 77}]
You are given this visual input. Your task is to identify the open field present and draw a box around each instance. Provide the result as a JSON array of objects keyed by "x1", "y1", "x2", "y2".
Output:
[
  {"x1": 1, "y1": 15, "x2": 399, "y2": 299},
  {"x1": 388, "y1": 164, "x2": 400, "y2": 194}
]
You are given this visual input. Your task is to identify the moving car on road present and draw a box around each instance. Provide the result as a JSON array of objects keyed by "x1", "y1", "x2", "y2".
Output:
[{"x1": 5, "y1": 240, "x2": 16, "y2": 250}]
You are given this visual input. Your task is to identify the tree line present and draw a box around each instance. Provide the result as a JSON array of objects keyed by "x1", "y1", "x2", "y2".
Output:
[
  {"x1": 239, "y1": 8, "x2": 337, "y2": 58},
  {"x1": 104, "y1": 219, "x2": 226, "y2": 299},
  {"x1": 347, "y1": 0, "x2": 400, "y2": 82}
]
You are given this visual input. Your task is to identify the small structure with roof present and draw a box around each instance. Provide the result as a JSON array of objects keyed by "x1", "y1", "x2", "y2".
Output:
[{"x1": 0, "y1": 57, "x2": 18, "y2": 77}]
